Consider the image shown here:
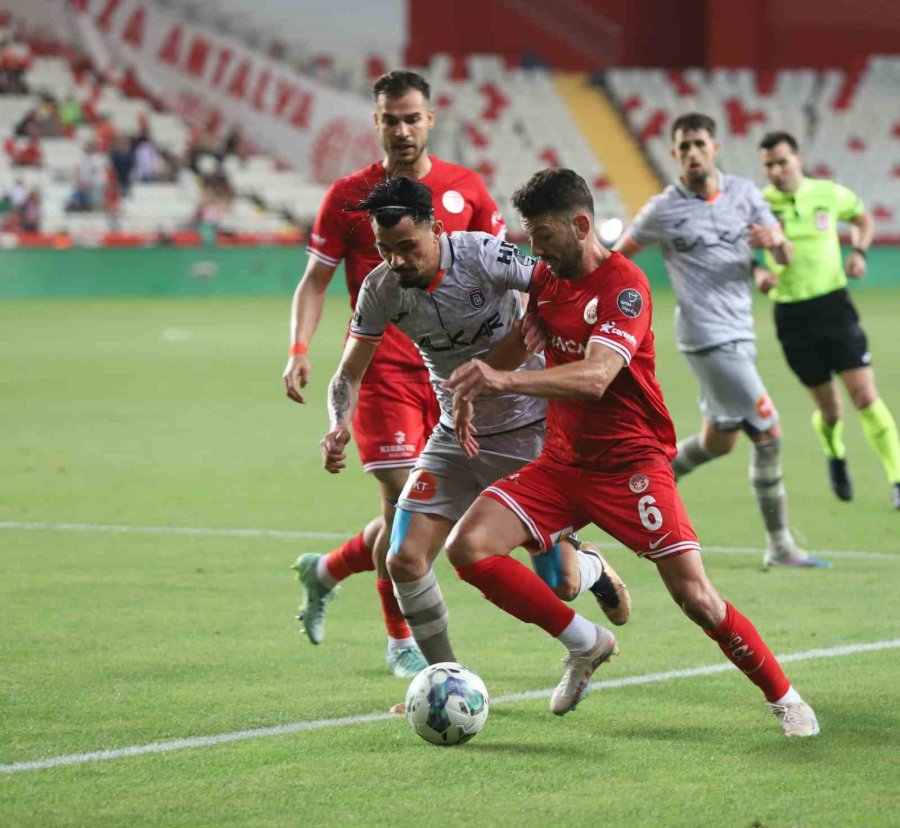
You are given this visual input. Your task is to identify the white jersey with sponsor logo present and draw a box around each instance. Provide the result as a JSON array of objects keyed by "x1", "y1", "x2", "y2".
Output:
[{"x1": 351, "y1": 232, "x2": 547, "y2": 436}]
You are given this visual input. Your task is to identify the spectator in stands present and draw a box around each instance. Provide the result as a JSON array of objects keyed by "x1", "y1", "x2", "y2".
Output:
[
  {"x1": 0, "y1": 34, "x2": 30, "y2": 95},
  {"x1": 757, "y1": 131, "x2": 900, "y2": 509},
  {"x1": 133, "y1": 133, "x2": 161, "y2": 182},
  {"x1": 33, "y1": 98, "x2": 64, "y2": 138},
  {"x1": 59, "y1": 92, "x2": 83, "y2": 130},
  {"x1": 67, "y1": 143, "x2": 105, "y2": 212},
  {"x1": 109, "y1": 133, "x2": 135, "y2": 197}
]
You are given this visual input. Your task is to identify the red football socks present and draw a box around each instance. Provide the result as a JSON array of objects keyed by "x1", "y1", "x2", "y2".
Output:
[
  {"x1": 456, "y1": 555, "x2": 575, "y2": 637},
  {"x1": 324, "y1": 531, "x2": 375, "y2": 582},
  {"x1": 376, "y1": 578, "x2": 413, "y2": 640},
  {"x1": 707, "y1": 601, "x2": 790, "y2": 702}
]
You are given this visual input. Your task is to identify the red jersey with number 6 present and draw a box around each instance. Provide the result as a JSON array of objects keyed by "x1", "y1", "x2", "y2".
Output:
[
  {"x1": 308, "y1": 157, "x2": 505, "y2": 383},
  {"x1": 530, "y1": 252, "x2": 676, "y2": 469}
]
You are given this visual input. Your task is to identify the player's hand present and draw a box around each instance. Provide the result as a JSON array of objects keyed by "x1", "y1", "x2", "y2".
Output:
[
  {"x1": 320, "y1": 426, "x2": 351, "y2": 473},
  {"x1": 444, "y1": 359, "x2": 508, "y2": 401},
  {"x1": 452, "y1": 393, "x2": 480, "y2": 458},
  {"x1": 845, "y1": 250, "x2": 867, "y2": 279},
  {"x1": 754, "y1": 266, "x2": 779, "y2": 294},
  {"x1": 522, "y1": 310, "x2": 548, "y2": 353},
  {"x1": 283, "y1": 354, "x2": 311, "y2": 404},
  {"x1": 748, "y1": 223, "x2": 784, "y2": 250}
]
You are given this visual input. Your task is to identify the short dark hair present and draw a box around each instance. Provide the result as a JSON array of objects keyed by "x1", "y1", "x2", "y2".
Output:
[
  {"x1": 371, "y1": 70, "x2": 430, "y2": 101},
  {"x1": 759, "y1": 131, "x2": 799, "y2": 152},
  {"x1": 357, "y1": 176, "x2": 434, "y2": 228},
  {"x1": 511, "y1": 168, "x2": 594, "y2": 220},
  {"x1": 671, "y1": 112, "x2": 717, "y2": 140}
]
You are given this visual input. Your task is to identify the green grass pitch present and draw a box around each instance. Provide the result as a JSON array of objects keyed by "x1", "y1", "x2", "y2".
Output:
[{"x1": 2, "y1": 288, "x2": 899, "y2": 827}]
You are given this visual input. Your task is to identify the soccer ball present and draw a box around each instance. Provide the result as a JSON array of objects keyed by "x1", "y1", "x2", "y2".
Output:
[{"x1": 405, "y1": 662, "x2": 489, "y2": 746}]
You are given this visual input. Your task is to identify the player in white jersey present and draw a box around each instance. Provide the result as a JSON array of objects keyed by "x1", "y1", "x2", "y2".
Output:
[
  {"x1": 617, "y1": 112, "x2": 827, "y2": 569},
  {"x1": 321, "y1": 176, "x2": 630, "y2": 666}
]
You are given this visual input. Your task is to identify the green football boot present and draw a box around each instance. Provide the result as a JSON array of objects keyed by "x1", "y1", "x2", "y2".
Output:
[{"x1": 291, "y1": 553, "x2": 339, "y2": 645}]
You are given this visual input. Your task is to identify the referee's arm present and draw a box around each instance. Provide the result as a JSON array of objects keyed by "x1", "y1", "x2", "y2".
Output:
[{"x1": 846, "y1": 210, "x2": 873, "y2": 279}]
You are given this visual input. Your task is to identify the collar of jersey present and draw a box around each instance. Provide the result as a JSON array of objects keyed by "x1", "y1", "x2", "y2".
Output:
[{"x1": 425, "y1": 234, "x2": 454, "y2": 293}]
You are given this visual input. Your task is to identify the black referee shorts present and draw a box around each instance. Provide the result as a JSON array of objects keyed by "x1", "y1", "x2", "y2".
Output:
[{"x1": 774, "y1": 288, "x2": 871, "y2": 387}]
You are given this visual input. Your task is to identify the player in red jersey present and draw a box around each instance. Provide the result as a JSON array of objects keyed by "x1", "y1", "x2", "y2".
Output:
[
  {"x1": 282, "y1": 70, "x2": 505, "y2": 677},
  {"x1": 445, "y1": 169, "x2": 819, "y2": 736}
]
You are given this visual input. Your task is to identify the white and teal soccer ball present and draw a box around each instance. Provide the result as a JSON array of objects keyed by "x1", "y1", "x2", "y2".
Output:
[{"x1": 405, "y1": 662, "x2": 489, "y2": 746}]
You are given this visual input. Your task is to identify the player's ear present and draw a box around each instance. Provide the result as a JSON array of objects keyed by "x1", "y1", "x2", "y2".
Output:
[
  {"x1": 572, "y1": 213, "x2": 591, "y2": 240},
  {"x1": 426, "y1": 107, "x2": 435, "y2": 130},
  {"x1": 432, "y1": 219, "x2": 443, "y2": 238}
]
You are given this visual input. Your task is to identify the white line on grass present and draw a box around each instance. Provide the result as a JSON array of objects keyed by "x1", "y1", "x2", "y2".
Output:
[
  {"x1": 3, "y1": 637, "x2": 899, "y2": 775},
  {"x1": 0, "y1": 521, "x2": 895, "y2": 560}
]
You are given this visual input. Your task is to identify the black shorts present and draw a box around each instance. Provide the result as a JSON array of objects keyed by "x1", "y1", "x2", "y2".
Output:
[{"x1": 774, "y1": 288, "x2": 871, "y2": 387}]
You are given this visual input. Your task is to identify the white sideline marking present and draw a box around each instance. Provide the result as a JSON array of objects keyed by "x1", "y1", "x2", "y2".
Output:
[
  {"x1": 0, "y1": 521, "x2": 895, "y2": 560},
  {"x1": 3, "y1": 638, "x2": 898, "y2": 775}
]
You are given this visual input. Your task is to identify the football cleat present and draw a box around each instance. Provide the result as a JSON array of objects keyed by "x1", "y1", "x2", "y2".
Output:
[
  {"x1": 291, "y1": 553, "x2": 339, "y2": 645},
  {"x1": 389, "y1": 702, "x2": 406, "y2": 715},
  {"x1": 385, "y1": 644, "x2": 428, "y2": 679},
  {"x1": 827, "y1": 457, "x2": 853, "y2": 501},
  {"x1": 763, "y1": 547, "x2": 831, "y2": 569},
  {"x1": 770, "y1": 700, "x2": 820, "y2": 737},
  {"x1": 550, "y1": 626, "x2": 618, "y2": 716},
  {"x1": 581, "y1": 542, "x2": 632, "y2": 626}
]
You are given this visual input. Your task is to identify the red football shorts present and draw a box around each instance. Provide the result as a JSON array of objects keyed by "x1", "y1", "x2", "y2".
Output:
[
  {"x1": 482, "y1": 452, "x2": 700, "y2": 560},
  {"x1": 353, "y1": 380, "x2": 440, "y2": 473}
]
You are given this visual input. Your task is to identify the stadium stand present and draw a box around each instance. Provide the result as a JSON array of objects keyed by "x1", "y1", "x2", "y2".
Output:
[{"x1": 606, "y1": 60, "x2": 900, "y2": 239}]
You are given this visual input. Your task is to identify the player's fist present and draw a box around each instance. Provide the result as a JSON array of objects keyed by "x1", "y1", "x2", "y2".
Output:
[
  {"x1": 754, "y1": 266, "x2": 779, "y2": 294},
  {"x1": 444, "y1": 359, "x2": 507, "y2": 401},
  {"x1": 321, "y1": 426, "x2": 351, "y2": 473},
  {"x1": 845, "y1": 250, "x2": 867, "y2": 279},
  {"x1": 522, "y1": 310, "x2": 548, "y2": 353},
  {"x1": 748, "y1": 223, "x2": 784, "y2": 250},
  {"x1": 283, "y1": 354, "x2": 311, "y2": 404}
]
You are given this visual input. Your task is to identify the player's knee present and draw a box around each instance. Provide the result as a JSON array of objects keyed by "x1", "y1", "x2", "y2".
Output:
[
  {"x1": 445, "y1": 524, "x2": 488, "y2": 568},
  {"x1": 851, "y1": 389, "x2": 877, "y2": 411},
  {"x1": 386, "y1": 546, "x2": 428, "y2": 581}
]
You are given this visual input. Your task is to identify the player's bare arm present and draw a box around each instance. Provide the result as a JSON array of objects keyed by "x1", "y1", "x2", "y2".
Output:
[
  {"x1": 613, "y1": 234, "x2": 643, "y2": 259},
  {"x1": 283, "y1": 257, "x2": 337, "y2": 404},
  {"x1": 846, "y1": 211, "x2": 873, "y2": 279},
  {"x1": 446, "y1": 342, "x2": 626, "y2": 402},
  {"x1": 748, "y1": 223, "x2": 793, "y2": 265},
  {"x1": 321, "y1": 337, "x2": 378, "y2": 473}
]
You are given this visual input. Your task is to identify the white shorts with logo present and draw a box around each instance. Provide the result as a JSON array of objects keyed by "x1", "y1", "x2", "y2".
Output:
[
  {"x1": 683, "y1": 340, "x2": 778, "y2": 433},
  {"x1": 397, "y1": 420, "x2": 545, "y2": 522}
]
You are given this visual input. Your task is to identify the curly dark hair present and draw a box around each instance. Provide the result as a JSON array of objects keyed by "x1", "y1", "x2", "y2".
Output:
[
  {"x1": 357, "y1": 176, "x2": 434, "y2": 228},
  {"x1": 511, "y1": 168, "x2": 594, "y2": 220}
]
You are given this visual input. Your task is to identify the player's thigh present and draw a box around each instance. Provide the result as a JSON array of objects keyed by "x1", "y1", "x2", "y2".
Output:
[
  {"x1": 775, "y1": 303, "x2": 832, "y2": 388},
  {"x1": 585, "y1": 458, "x2": 701, "y2": 562},
  {"x1": 353, "y1": 381, "x2": 434, "y2": 475},
  {"x1": 820, "y1": 291, "x2": 872, "y2": 389},
  {"x1": 684, "y1": 341, "x2": 778, "y2": 433},
  {"x1": 445, "y1": 494, "x2": 533, "y2": 566}
]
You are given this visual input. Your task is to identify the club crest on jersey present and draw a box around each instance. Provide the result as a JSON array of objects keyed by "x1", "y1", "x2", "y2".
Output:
[
  {"x1": 442, "y1": 190, "x2": 465, "y2": 214},
  {"x1": 468, "y1": 288, "x2": 486, "y2": 309},
  {"x1": 617, "y1": 288, "x2": 643, "y2": 318},
  {"x1": 394, "y1": 431, "x2": 406, "y2": 445},
  {"x1": 815, "y1": 210, "x2": 830, "y2": 231},
  {"x1": 584, "y1": 297, "x2": 599, "y2": 324},
  {"x1": 629, "y1": 473, "x2": 649, "y2": 493}
]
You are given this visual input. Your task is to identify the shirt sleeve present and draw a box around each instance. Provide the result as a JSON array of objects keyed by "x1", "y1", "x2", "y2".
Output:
[
  {"x1": 587, "y1": 266, "x2": 651, "y2": 366},
  {"x1": 348, "y1": 274, "x2": 391, "y2": 342},
  {"x1": 747, "y1": 183, "x2": 779, "y2": 227},
  {"x1": 834, "y1": 182, "x2": 865, "y2": 222},
  {"x1": 477, "y1": 235, "x2": 538, "y2": 292},
  {"x1": 466, "y1": 173, "x2": 507, "y2": 239},
  {"x1": 626, "y1": 195, "x2": 665, "y2": 245},
  {"x1": 308, "y1": 182, "x2": 349, "y2": 268}
]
